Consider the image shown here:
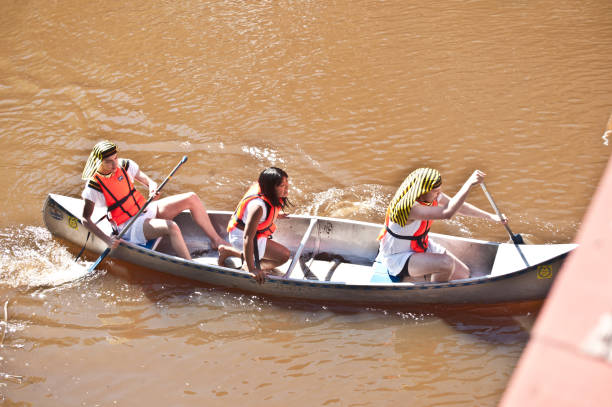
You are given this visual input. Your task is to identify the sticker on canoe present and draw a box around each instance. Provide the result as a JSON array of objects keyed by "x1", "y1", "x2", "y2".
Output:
[
  {"x1": 536, "y1": 264, "x2": 553, "y2": 279},
  {"x1": 68, "y1": 216, "x2": 79, "y2": 230}
]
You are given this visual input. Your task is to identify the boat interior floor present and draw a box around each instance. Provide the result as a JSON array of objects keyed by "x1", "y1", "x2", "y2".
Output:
[
  {"x1": 174, "y1": 240, "x2": 489, "y2": 284},
  {"x1": 156, "y1": 232, "x2": 570, "y2": 283},
  {"x1": 190, "y1": 250, "x2": 379, "y2": 284}
]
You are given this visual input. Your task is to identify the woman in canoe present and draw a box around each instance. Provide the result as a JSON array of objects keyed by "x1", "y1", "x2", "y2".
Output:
[
  {"x1": 218, "y1": 167, "x2": 291, "y2": 284},
  {"x1": 80, "y1": 140, "x2": 227, "y2": 260},
  {"x1": 377, "y1": 168, "x2": 507, "y2": 283}
]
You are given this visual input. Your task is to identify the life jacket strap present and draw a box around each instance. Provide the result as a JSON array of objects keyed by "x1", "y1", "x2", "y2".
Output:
[
  {"x1": 74, "y1": 214, "x2": 110, "y2": 261},
  {"x1": 384, "y1": 225, "x2": 430, "y2": 251},
  {"x1": 106, "y1": 188, "x2": 139, "y2": 212},
  {"x1": 253, "y1": 235, "x2": 261, "y2": 270},
  {"x1": 233, "y1": 221, "x2": 275, "y2": 238}
]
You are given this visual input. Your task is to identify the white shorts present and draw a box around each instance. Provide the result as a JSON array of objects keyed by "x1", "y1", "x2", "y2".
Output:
[
  {"x1": 376, "y1": 238, "x2": 446, "y2": 277},
  {"x1": 228, "y1": 228, "x2": 267, "y2": 260},
  {"x1": 116, "y1": 203, "x2": 158, "y2": 246}
]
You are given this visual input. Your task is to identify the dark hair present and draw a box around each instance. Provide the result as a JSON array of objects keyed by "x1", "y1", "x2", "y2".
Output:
[{"x1": 258, "y1": 167, "x2": 290, "y2": 209}]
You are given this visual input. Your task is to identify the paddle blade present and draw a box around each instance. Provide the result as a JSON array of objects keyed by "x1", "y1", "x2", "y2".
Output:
[{"x1": 88, "y1": 248, "x2": 111, "y2": 273}]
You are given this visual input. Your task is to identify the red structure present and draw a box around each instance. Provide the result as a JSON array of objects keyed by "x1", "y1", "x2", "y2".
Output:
[{"x1": 500, "y1": 154, "x2": 612, "y2": 406}]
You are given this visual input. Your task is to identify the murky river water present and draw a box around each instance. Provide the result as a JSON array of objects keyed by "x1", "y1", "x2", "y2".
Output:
[{"x1": 1, "y1": 0, "x2": 611, "y2": 405}]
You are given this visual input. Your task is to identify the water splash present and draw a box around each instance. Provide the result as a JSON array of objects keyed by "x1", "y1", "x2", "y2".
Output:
[
  {"x1": 0, "y1": 226, "x2": 92, "y2": 289},
  {"x1": 241, "y1": 145, "x2": 285, "y2": 165},
  {"x1": 301, "y1": 184, "x2": 389, "y2": 222}
]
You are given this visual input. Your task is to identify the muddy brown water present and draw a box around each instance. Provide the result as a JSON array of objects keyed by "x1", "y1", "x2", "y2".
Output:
[{"x1": 1, "y1": 1, "x2": 611, "y2": 405}]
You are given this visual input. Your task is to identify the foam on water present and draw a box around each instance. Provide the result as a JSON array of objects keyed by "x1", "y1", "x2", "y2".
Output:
[{"x1": 0, "y1": 226, "x2": 93, "y2": 289}]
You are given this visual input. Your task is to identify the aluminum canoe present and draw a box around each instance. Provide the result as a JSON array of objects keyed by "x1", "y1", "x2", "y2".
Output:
[{"x1": 43, "y1": 193, "x2": 577, "y2": 305}]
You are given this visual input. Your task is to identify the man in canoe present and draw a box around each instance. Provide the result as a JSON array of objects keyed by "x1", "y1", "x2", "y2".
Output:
[
  {"x1": 80, "y1": 140, "x2": 227, "y2": 260},
  {"x1": 218, "y1": 167, "x2": 291, "y2": 284},
  {"x1": 377, "y1": 168, "x2": 507, "y2": 282}
]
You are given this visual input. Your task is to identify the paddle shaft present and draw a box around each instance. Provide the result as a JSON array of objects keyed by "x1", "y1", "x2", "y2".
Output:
[
  {"x1": 88, "y1": 155, "x2": 188, "y2": 272},
  {"x1": 480, "y1": 182, "x2": 524, "y2": 245}
]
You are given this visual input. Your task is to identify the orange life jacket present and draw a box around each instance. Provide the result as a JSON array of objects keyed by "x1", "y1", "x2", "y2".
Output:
[
  {"x1": 95, "y1": 166, "x2": 146, "y2": 226},
  {"x1": 227, "y1": 183, "x2": 281, "y2": 238},
  {"x1": 377, "y1": 200, "x2": 438, "y2": 252}
]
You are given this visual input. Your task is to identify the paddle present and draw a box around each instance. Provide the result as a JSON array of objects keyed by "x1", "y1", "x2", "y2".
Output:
[
  {"x1": 87, "y1": 155, "x2": 188, "y2": 273},
  {"x1": 480, "y1": 182, "x2": 525, "y2": 245}
]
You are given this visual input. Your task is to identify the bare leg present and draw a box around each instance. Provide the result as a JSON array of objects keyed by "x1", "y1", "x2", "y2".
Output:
[
  {"x1": 444, "y1": 250, "x2": 470, "y2": 280},
  {"x1": 259, "y1": 240, "x2": 290, "y2": 271},
  {"x1": 143, "y1": 218, "x2": 191, "y2": 260},
  {"x1": 407, "y1": 251, "x2": 470, "y2": 282},
  {"x1": 155, "y1": 192, "x2": 228, "y2": 249},
  {"x1": 220, "y1": 239, "x2": 290, "y2": 271},
  {"x1": 402, "y1": 274, "x2": 427, "y2": 283}
]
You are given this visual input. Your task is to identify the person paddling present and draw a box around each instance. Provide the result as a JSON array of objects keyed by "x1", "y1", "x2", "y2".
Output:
[
  {"x1": 217, "y1": 167, "x2": 291, "y2": 284},
  {"x1": 80, "y1": 140, "x2": 227, "y2": 260},
  {"x1": 376, "y1": 168, "x2": 507, "y2": 282}
]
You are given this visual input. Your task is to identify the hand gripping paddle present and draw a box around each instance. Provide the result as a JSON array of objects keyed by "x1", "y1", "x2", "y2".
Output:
[{"x1": 480, "y1": 182, "x2": 525, "y2": 245}]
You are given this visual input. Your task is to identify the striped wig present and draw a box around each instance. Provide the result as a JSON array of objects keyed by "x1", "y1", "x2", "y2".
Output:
[
  {"x1": 81, "y1": 140, "x2": 117, "y2": 180},
  {"x1": 387, "y1": 168, "x2": 442, "y2": 226}
]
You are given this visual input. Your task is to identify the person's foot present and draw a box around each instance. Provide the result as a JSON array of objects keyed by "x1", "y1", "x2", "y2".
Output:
[{"x1": 217, "y1": 245, "x2": 231, "y2": 266}]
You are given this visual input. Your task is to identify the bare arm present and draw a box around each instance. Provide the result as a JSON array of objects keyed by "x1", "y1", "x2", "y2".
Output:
[
  {"x1": 134, "y1": 170, "x2": 159, "y2": 199},
  {"x1": 456, "y1": 200, "x2": 504, "y2": 221},
  {"x1": 243, "y1": 206, "x2": 266, "y2": 284},
  {"x1": 82, "y1": 199, "x2": 119, "y2": 248},
  {"x1": 410, "y1": 170, "x2": 485, "y2": 221}
]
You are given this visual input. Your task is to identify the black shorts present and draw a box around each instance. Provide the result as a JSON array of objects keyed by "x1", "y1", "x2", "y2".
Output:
[{"x1": 396, "y1": 256, "x2": 412, "y2": 280}]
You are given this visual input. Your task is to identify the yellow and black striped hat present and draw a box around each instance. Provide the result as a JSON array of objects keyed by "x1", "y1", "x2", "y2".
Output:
[
  {"x1": 387, "y1": 168, "x2": 442, "y2": 226},
  {"x1": 81, "y1": 140, "x2": 117, "y2": 180}
]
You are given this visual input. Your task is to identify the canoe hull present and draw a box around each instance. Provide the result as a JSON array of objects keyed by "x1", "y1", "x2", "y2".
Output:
[{"x1": 43, "y1": 194, "x2": 575, "y2": 305}]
